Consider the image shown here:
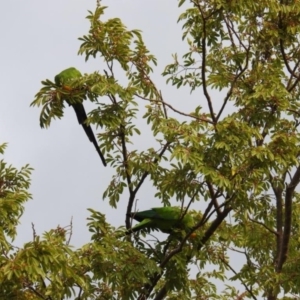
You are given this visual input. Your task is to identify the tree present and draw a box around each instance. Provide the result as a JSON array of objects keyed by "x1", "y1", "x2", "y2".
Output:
[{"x1": 2, "y1": 0, "x2": 300, "y2": 299}]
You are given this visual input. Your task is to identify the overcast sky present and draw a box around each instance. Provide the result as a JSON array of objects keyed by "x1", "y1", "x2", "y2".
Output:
[{"x1": 0, "y1": 0, "x2": 250, "y2": 296}]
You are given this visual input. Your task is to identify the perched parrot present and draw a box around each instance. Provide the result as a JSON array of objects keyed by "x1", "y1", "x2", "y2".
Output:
[
  {"x1": 127, "y1": 206, "x2": 195, "y2": 237},
  {"x1": 54, "y1": 68, "x2": 107, "y2": 166}
]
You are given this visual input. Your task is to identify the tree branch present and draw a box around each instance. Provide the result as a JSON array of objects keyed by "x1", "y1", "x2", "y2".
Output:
[
  {"x1": 219, "y1": 255, "x2": 258, "y2": 300},
  {"x1": 270, "y1": 174, "x2": 284, "y2": 267},
  {"x1": 197, "y1": 206, "x2": 232, "y2": 251},
  {"x1": 207, "y1": 181, "x2": 221, "y2": 215},
  {"x1": 136, "y1": 94, "x2": 213, "y2": 124},
  {"x1": 248, "y1": 217, "x2": 278, "y2": 236},
  {"x1": 192, "y1": 2, "x2": 217, "y2": 124},
  {"x1": 126, "y1": 142, "x2": 172, "y2": 229},
  {"x1": 277, "y1": 165, "x2": 300, "y2": 270}
]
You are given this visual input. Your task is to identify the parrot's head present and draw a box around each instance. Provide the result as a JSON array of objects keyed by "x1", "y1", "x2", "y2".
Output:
[{"x1": 54, "y1": 67, "x2": 82, "y2": 88}]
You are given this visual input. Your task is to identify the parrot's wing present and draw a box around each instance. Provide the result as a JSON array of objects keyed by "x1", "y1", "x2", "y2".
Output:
[
  {"x1": 130, "y1": 209, "x2": 160, "y2": 222},
  {"x1": 131, "y1": 207, "x2": 182, "y2": 222},
  {"x1": 128, "y1": 207, "x2": 181, "y2": 234},
  {"x1": 127, "y1": 207, "x2": 196, "y2": 236},
  {"x1": 152, "y1": 207, "x2": 181, "y2": 218},
  {"x1": 129, "y1": 218, "x2": 155, "y2": 233}
]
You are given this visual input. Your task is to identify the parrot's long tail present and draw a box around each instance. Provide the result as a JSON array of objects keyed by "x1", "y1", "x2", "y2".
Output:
[{"x1": 71, "y1": 103, "x2": 107, "y2": 166}]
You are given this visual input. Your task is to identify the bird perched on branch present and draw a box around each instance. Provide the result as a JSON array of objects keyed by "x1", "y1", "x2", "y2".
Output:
[
  {"x1": 127, "y1": 206, "x2": 195, "y2": 238},
  {"x1": 54, "y1": 67, "x2": 107, "y2": 166}
]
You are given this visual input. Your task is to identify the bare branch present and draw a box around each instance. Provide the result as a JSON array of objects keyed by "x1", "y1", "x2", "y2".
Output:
[
  {"x1": 270, "y1": 174, "x2": 284, "y2": 267},
  {"x1": 277, "y1": 165, "x2": 300, "y2": 270},
  {"x1": 207, "y1": 181, "x2": 221, "y2": 215},
  {"x1": 31, "y1": 222, "x2": 36, "y2": 241},
  {"x1": 66, "y1": 217, "x2": 73, "y2": 246}
]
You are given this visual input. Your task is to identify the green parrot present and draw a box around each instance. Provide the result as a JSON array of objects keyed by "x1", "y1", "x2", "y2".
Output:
[
  {"x1": 127, "y1": 206, "x2": 195, "y2": 237},
  {"x1": 54, "y1": 67, "x2": 107, "y2": 166}
]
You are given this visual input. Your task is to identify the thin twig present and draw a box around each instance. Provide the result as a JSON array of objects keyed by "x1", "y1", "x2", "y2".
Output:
[
  {"x1": 66, "y1": 217, "x2": 73, "y2": 245},
  {"x1": 159, "y1": 90, "x2": 168, "y2": 119},
  {"x1": 248, "y1": 217, "x2": 278, "y2": 236},
  {"x1": 218, "y1": 255, "x2": 258, "y2": 300},
  {"x1": 136, "y1": 94, "x2": 213, "y2": 124},
  {"x1": 193, "y1": 2, "x2": 216, "y2": 124},
  {"x1": 31, "y1": 223, "x2": 36, "y2": 241},
  {"x1": 26, "y1": 285, "x2": 47, "y2": 300}
]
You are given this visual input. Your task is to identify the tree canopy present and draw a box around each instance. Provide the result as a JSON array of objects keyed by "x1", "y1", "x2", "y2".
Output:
[{"x1": 2, "y1": 0, "x2": 300, "y2": 299}]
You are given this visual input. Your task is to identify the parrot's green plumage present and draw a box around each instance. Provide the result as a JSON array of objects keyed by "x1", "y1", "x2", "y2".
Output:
[
  {"x1": 54, "y1": 67, "x2": 82, "y2": 86},
  {"x1": 127, "y1": 207, "x2": 195, "y2": 236},
  {"x1": 54, "y1": 68, "x2": 106, "y2": 166}
]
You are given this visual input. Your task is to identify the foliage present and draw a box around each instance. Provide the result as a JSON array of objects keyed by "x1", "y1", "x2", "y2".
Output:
[{"x1": 4, "y1": 0, "x2": 300, "y2": 299}]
